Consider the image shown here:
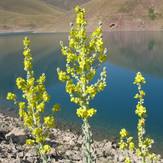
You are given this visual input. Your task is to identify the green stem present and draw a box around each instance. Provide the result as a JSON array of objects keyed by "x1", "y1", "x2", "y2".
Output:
[
  {"x1": 82, "y1": 118, "x2": 96, "y2": 163},
  {"x1": 39, "y1": 143, "x2": 48, "y2": 163}
]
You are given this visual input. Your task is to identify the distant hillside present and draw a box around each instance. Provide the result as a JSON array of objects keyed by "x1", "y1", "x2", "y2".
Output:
[
  {"x1": 81, "y1": 0, "x2": 163, "y2": 31},
  {"x1": 41, "y1": 0, "x2": 90, "y2": 10},
  {"x1": 0, "y1": 0, "x2": 65, "y2": 32},
  {"x1": 0, "y1": 0, "x2": 163, "y2": 32},
  {"x1": 0, "y1": 0, "x2": 62, "y2": 15}
]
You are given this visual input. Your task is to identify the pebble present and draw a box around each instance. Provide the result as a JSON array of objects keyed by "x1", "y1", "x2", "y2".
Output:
[{"x1": 0, "y1": 112, "x2": 163, "y2": 163}]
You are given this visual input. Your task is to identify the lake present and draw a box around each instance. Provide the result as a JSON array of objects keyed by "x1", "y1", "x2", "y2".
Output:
[{"x1": 0, "y1": 32, "x2": 163, "y2": 155}]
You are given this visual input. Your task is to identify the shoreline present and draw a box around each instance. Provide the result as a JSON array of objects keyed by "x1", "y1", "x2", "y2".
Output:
[{"x1": 0, "y1": 29, "x2": 163, "y2": 35}]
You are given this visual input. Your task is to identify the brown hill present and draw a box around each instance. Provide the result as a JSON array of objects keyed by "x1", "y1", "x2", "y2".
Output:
[
  {"x1": 41, "y1": 0, "x2": 90, "y2": 11},
  {"x1": 0, "y1": 0, "x2": 65, "y2": 32},
  {"x1": 0, "y1": 0, "x2": 163, "y2": 32}
]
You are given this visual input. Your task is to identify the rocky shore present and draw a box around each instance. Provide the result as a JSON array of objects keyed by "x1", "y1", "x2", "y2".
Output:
[{"x1": 0, "y1": 112, "x2": 162, "y2": 163}]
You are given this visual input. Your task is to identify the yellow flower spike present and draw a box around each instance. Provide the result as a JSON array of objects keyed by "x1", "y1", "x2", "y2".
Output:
[
  {"x1": 119, "y1": 72, "x2": 159, "y2": 162},
  {"x1": 57, "y1": 6, "x2": 108, "y2": 162},
  {"x1": 7, "y1": 37, "x2": 59, "y2": 162}
]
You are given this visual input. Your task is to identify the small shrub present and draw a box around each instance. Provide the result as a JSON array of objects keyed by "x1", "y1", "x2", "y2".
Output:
[{"x1": 148, "y1": 7, "x2": 157, "y2": 20}]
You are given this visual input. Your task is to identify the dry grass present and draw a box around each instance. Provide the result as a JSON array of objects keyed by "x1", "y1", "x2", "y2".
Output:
[{"x1": 0, "y1": 0, "x2": 163, "y2": 32}]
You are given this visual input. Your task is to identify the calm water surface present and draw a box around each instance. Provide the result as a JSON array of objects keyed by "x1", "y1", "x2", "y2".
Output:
[{"x1": 0, "y1": 32, "x2": 162, "y2": 154}]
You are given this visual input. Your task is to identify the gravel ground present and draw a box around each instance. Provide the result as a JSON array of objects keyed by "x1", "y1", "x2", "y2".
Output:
[{"x1": 0, "y1": 112, "x2": 162, "y2": 163}]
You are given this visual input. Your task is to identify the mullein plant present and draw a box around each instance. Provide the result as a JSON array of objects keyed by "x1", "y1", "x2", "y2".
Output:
[
  {"x1": 119, "y1": 72, "x2": 160, "y2": 163},
  {"x1": 7, "y1": 37, "x2": 60, "y2": 163},
  {"x1": 57, "y1": 6, "x2": 108, "y2": 163}
]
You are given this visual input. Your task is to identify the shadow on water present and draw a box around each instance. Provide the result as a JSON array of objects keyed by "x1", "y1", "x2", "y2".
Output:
[{"x1": 0, "y1": 32, "x2": 163, "y2": 155}]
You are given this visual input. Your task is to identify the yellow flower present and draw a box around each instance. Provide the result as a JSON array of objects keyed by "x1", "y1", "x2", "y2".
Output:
[
  {"x1": 86, "y1": 85, "x2": 96, "y2": 95},
  {"x1": 140, "y1": 90, "x2": 145, "y2": 97},
  {"x1": 66, "y1": 81, "x2": 75, "y2": 93},
  {"x1": 134, "y1": 72, "x2": 146, "y2": 84},
  {"x1": 36, "y1": 102, "x2": 45, "y2": 112},
  {"x1": 52, "y1": 104, "x2": 60, "y2": 112},
  {"x1": 87, "y1": 108, "x2": 97, "y2": 118},
  {"x1": 98, "y1": 54, "x2": 107, "y2": 63},
  {"x1": 32, "y1": 128, "x2": 42, "y2": 136},
  {"x1": 42, "y1": 92, "x2": 50, "y2": 102},
  {"x1": 125, "y1": 157, "x2": 131, "y2": 163},
  {"x1": 135, "y1": 104, "x2": 146, "y2": 117},
  {"x1": 129, "y1": 142, "x2": 135, "y2": 151},
  {"x1": 76, "y1": 108, "x2": 96, "y2": 119},
  {"x1": 16, "y1": 77, "x2": 26, "y2": 90},
  {"x1": 119, "y1": 141, "x2": 127, "y2": 150},
  {"x1": 139, "y1": 118, "x2": 145, "y2": 126},
  {"x1": 26, "y1": 139, "x2": 35, "y2": 145},
  {"x1": 44, "y1": 116, "x2": 55, "y2": 128},
  {"x1": 24, "y1": 59, "x2": 32, "y2": 71},
  {"x1": 39, "y1": 144, "x2": 51, "y2": 154},
  {"x1": 6, "y1": 92, "x2": 16, "y2": 101},
  {"x1": 18, "y1": 102, "x2": 25, "y2": 109},
  {"x1": 57, "y1": 70, "x2": 69, "y2": 81},
  {"x1": 23, "y1": 37, "x2": 30, "y2": 47},
  {"x1": 27, "y1": 77, "x2": 35, "y2": 86},
  {"x1": 35, "y1": 136, "x2": 46, "y2": 143},
  {"x1": 19, "y1": 108, "x2": 25, "y2": 118},
  {"x1": 76, "y1": 108, "x2": 87, "y2": 119},
  {"x1": 120, "y1": 128, "x2": 128, "y2": 138},
  {"x1": 23, "y1": 49, "x2": 31, "y2": 57},
  {"x1": 37, "y1": 73, "x2": 46, "y2": 83}
]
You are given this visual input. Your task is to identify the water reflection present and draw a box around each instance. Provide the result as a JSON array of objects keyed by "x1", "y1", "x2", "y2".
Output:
[
  {"x1": 104, "y1": 32, "x2": 163, "y2": 78},
  {"x1": 0, "y1": 32, "x2": 162, "y2": 154}
]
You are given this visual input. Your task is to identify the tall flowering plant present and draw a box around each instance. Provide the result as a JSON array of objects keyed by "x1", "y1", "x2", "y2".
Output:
[
  {"x1": 7, "y1": 37, "x2": 60, "y2": 163},
  {"x1": 119, "y1": 72, "x2": 159, "y2": 163},
  {"x1": 57, "y1": 6, "x2": 108, "y2": 163}
]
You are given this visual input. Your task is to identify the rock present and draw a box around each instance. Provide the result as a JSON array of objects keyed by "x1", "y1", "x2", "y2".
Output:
[
  {"x1": 5, "y1": 127, "x2": 26, "y2": 144},
  {"x1": 0, "y1": 130, "x2": 7, "y2": 141},
  {"x1": 17, "y1": 151, "x2": 24, "y2": 158}
]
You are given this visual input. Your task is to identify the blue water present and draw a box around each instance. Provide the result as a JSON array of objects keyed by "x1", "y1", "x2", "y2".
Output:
[{"x1": 0, "y1": 32, "x2": 163, "y2": 154}]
